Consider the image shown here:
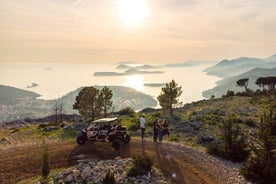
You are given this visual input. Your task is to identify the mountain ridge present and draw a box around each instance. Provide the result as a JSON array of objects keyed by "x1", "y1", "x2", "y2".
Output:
[
  {"x1": 0, "y1": 85, "x2": 157, "y2": 123},
  {"x1": 204, "y1": 54, "x2": 276, "y2": 78},
  {"x1": 202, "y1": 67, "x2": 276, "y2": 98}
]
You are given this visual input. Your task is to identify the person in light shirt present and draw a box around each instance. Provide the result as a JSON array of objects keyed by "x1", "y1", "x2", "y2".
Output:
[{"x1": 140, "y1": 113, "x2": 146, "y2": 140}]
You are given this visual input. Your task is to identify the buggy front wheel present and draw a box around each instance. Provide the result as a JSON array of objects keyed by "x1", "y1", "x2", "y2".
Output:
[
  {"x1": 112, "y1": 139, "x2": 122, "y2": 151},
  {"x1": 76, "y1": 136, "x2": 86, "y2": 145}
]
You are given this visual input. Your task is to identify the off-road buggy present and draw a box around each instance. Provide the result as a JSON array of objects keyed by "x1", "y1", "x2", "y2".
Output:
[{"x1": 76, "y1": 117, "x2": 131, "y2": 151}]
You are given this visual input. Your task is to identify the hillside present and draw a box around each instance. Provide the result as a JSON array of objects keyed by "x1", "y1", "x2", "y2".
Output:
[
  {"x1": 204, "y1": 55, "x2": 276, "y2": 78},
  {"x1": 1, "y1": 95, "x2": 274, "y2": 183},
  {"x1": 58, "y1": 85, "x2": 157, "y2": 114},
  {"x1": 202, "y1": 67, "x2": 276, "y2": 98},
  {"x1": 0, "y1": 84, "x2": 41, "y2": 105},
  {"x1": 0, "y1": 85, "x2": 157, "y2": 123}
]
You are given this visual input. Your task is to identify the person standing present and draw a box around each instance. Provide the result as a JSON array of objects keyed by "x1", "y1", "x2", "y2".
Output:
[
  {"x1": 153, "y1": 118, "x2": 158, "y2": 143},
  {"x1": 162, "y1": 120, "x2": 170, "y2": 141},
  {"x1": 157, "y1": 119, "x2": 164, "y2": 143},
  {"x1": 140, "y1": 113, "x2": 146, "y2": 140}
]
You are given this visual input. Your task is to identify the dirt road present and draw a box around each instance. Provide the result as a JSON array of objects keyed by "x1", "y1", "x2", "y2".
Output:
[{"x1": 0, "y1": 139, "x2": 226, "y2": 184}]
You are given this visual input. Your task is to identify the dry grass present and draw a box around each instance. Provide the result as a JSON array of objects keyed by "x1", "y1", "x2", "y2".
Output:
[{"x1": 0, "y1": 140, "x2": 75, "y2": 184}]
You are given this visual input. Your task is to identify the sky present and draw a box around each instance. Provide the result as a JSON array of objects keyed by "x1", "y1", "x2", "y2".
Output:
[{"x1": 0, "y1": 0, "x2": 276, "y2": 64}]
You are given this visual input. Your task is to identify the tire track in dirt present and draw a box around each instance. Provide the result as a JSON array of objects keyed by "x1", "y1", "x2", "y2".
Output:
[{"x1": 1, "y1": 139, "x2": 219, "y2": 184}]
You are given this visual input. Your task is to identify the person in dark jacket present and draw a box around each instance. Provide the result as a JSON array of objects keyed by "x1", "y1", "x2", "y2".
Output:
[
  {"x1": 162, "y1": 120, "x2": 170, "y2": 141},
  {"x1": 153, "y1": 118, "x2": 158, "y2": 143},
  {"x1": 157, "y1": 119, "x2": 164, "y2": 143}
]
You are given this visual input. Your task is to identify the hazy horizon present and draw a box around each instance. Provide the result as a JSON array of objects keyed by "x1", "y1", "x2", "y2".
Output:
[
  {"x1": 1, "y1": 0, "x2": 276, "y2": 64},
  {"x1": 0, "y1": 62, "x2": 220, "y2": 105}
]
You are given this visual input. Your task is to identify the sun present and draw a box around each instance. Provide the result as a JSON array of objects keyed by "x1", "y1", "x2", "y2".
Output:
[
  {"x1": 118, "y1": 0, "x2": 149, "y2": 26},
  {"x1": 123, "y1": 75, "x2": 144, "y2": 91}
]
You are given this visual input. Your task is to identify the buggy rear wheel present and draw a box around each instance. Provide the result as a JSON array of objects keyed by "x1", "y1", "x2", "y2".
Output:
[{"x1": 112, "y1": 138, "x2": 122, "y2": 151}]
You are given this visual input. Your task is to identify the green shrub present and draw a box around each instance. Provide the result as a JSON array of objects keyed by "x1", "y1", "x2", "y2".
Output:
[
  {"x1": 128, "y1": 155, "x2": 153, "y2": 177},
  {"x1": 206, "y1": 142, "x2": 220, "y2": 156},
  {"x1": 168, "y1": 134, "x2": 180, "y2": 142},
  {"x1": 206, "y1": 117, "x2": 249, "y2": 162},
  {"x1": 103, "y1": 170, "x2": 115, "y2": 184},
  {"x1": 128, "y1": 123, "x2": 140, "y2": 131},
  {"x1": 118, "y1": 107, "x2": 135, "y2": 116},
  {"x1": 240, "y1": 110, "x2": 276, "y2": 183},
  {"x1": 243, "y1": 119, "x2": 257, "y2": 127}
]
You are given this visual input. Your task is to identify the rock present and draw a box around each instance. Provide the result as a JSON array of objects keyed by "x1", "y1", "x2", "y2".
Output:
[
  {"x1": 65, "y1": 174, "x2": 73, "y2": 183},
  {"x1": 183, "y1": 125, "x2": 193, "y2": 133},
  {"x1": 114, "y1": 156, "x2": 121, "y2": 161},
  {"x1": 0, "y1": 137, "x2": 10, "y2": 144},
  {"x1": 81, "y1": 166, "x2": 92, "y2": 179},
  {"x1": 72, "y1": 169, "x2": 80, "y2": 178},
  {"x1": 88, "y1": 160, "x2": 96, "y2": 167},
  {"x1": 54, "y1": 157, "x2": 169, "y2": 184},
  {"x1": 54, "y1": 173, "x2": 63, "y2": 180},
  {"x1": 44, "y1": 126, "x2": 59, "y2": 131}
]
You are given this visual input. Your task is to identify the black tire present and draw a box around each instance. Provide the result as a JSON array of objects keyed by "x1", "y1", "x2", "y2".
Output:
[
  {"x1": 112, "y1": 138, "x2": 122, "y2": 151},
  {"x1": 124, "y1": 134, "x2": 131, "y2": 144},
  {"x1": 76, "y1": 136, "x2": 86, "y2": 145}
]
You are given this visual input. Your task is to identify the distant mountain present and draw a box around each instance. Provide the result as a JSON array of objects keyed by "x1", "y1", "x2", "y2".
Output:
[
  {"x1": 0, "y1": 85, "x2": 41, "y2": 105},
  {"x1": 0, "y1": 85, "x2": 157, "y2": 122},
  {"x1": 265, "y1": 53, "x2": 276, "y2": 62},
  {"x1": 164, "y1": 61, "x2": 216, "y2": 67},
  {"x1": 204, "y1": 56, "x2": 276, "y2": 78},
  {"x1": 59, "y1": 85, "x2": 157, "y2": 114},
  {"x1": 202, "y1": 67, "x2": 276, "y2": 98}
]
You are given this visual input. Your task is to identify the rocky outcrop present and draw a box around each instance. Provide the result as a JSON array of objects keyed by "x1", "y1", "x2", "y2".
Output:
[{"x1": 43, "y1": 156, "x2": 169, "y2": 184}]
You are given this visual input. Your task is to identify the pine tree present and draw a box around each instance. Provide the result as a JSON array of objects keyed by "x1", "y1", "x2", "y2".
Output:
[
  {"x1": 101, "y1": 86, "x2": 113, "y2": 118},
  {"x1": 73, "y1": 87, "x2": 102, "y2": 121},
  {"x1": 157, "y1": 79, "x2": 182, "y2": 116}
]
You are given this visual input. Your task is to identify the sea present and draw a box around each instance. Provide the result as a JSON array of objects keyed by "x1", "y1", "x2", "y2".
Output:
[{"x1": 0, "y1": 62, "x2": 220, "y2": 105}]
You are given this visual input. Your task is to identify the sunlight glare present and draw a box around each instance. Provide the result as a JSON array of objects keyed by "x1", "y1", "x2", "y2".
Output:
[
  {"x1": 118, "y1": 0, "x2": 149, "y2": 26},
  {"x1": 123, "y1": 75, "x2": 144, "y2": 91}
]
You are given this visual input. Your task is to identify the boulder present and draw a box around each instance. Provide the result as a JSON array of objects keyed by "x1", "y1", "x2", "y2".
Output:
[{"x1": 81, "y1": 166, "x2": 91, "y2": 179}]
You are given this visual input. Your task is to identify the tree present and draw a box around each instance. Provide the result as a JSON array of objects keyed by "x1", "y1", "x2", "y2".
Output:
[
  {"x1": 266, "y1": 76, "x2": 276, "y2": 91},
  {"x1": 157, "y1": 80, "x2": 182, "y2": 116},
  {"x1": 41, "y1": 142, "x2": 50, "y2": 180},
  {"x1": 53, "y1": 99, "x2": 58, "y2": 124},
  {"x1": 220, "y1": 117, "x2": 249, "y2": 161},
  {"x1": 255, "y1": 77, "x2": 267, "y2": 91},
  {"x1": 240, "y1": 110, "x2": 276, "y2": 183},
  {"x1": 207, "y1": 116, "x2": 249, "y2": 162},
  {"x1": 236, "y1": 78, "x2": 249, "y2": 92},
  {"x1": 73, "y1": 87, "x2": 102, "y2": 121},
  {"x1": 53, "y1": 98, "x2": 64, "y2": 124},
  {"x1": 101, "y1": 86, "x2": 113, "y2": 118},
  {"x1": 58, "y1": 100, "x2": 64, "y2": 123}
]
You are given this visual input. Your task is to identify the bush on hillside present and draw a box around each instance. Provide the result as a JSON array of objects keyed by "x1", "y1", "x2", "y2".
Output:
[
  {"x1": 103, "y1": 170, "x2": 115, "y2": 184},
  {"x1": 206, "y1": 142, "x2": 220, "y2": 156},
  {"x1": 207, "y1": 116, "x2": 249, "y2": 162},
  {"x1": 243, "y1": 119, "x2": 257, "y2": 127},
  {"x1": 41, "y1": 142, "x2": 50, "y2": 180},
  {"x1": 168, "y1": 134, "x2": 180, "y2": 142},
  {"x1": 118, "y1": 107, "x2": 135, "y2": 116},
  {"x1": 128, "y1": 123, "x2": 140, "y2": 131},
  {"x1": 240, "y1": 110, "x2": 276, "y2": 183},
  {"x1": 222, "y1": 90, "x2": 235, "y2": 98},
  {"x1": 127, "y1": 155, "x2": 153, "y2": 177}
]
